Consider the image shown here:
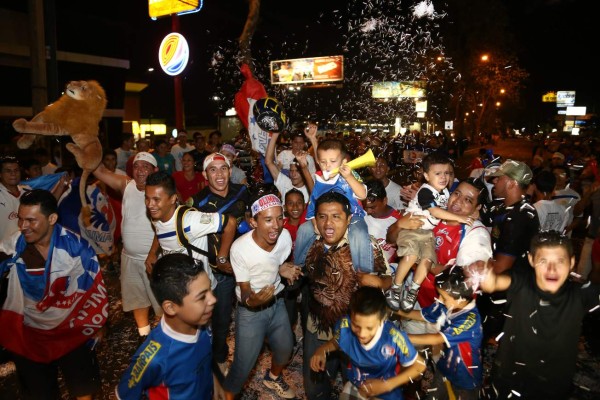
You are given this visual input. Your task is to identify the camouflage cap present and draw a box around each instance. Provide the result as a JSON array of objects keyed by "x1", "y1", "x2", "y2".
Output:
[{"x1": 487, "y1": 159, "x2": 533, "y2": 185}]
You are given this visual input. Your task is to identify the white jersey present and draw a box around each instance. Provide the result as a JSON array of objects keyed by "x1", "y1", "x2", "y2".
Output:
[
  {"x1": 230, "y1": 229, "x2": 292, "y2": 302},
  {"x1": 405, "y1": 183, "x2": 449, "y2": 230},
  {"x1": 274, "y1": 173, "x2": 309, "y2": 204},
  {"x1": 0, "y1": 183, "x2": 24, "y2": 242},
  {"x1": 534, "y1": 199, "x2": 568, "y2": 233},
  {"x1": 455, "y1": 221, "x2": 493, "y2": 266},
  {"x1": 385, "y1": 179, "x2": 405, "y2": 211},
  {"x1": 121, "y1": 180, "x2": 154, "y2": 259},
  {"x1": 364, "y1": 208, "x2": 402, "y2": 263},
  {"x1": 552, "y1": 187, "x2": 581, "y2": 236},
  {"x1": 170, "y1": 144, "x2": 195, "y2": 171},
  {"x1": 152, "y1": 205, "x2": 220, "y2": 289}
]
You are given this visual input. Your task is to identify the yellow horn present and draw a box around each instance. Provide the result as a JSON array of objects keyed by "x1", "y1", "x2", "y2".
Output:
[{"x1": 327, "y1": 149, "x2": 376, "y2": 178}]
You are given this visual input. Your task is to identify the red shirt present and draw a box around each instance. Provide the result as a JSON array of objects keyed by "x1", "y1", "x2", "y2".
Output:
[
  {"x1": 172, "y1": 171, "x2": 206, "y2": 202},
  {"x1": 283, "y1": 209, "x2": 307, "y2": 262},
  {"x1": 417, "y1": 222, "x2": 465, "y2": 308}
]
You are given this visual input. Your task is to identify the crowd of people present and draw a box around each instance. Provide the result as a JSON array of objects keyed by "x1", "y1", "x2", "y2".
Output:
[{"x1": 1, "y1": 126, "x2": 599, "y2": 400}]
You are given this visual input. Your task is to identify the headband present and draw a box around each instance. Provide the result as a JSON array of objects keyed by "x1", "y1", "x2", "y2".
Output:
[{"x1": 251, "y1": 194, "x2": 282, "y2": 217}]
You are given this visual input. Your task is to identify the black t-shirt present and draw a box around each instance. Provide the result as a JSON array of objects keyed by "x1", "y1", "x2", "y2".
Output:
[
  {"x1": 191, "y1": 183, "x2": 249, "y2": 221},
  {"x1": 492, "y1": 267, "x2": 600, "y2": 399},
  {"x1": 189, "y1": 184, "x2": 249, "y2": 268},
  {"x1": 479, "y1": 198, "x2": 540, "y2": 340},
  {"x1": 491, "y1": 198, "x2": 540, "y2": 260}
]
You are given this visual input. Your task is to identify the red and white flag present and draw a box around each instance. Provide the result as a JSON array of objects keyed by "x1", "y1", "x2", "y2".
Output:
[
  {"x1": 234, "y1": 63, "x2": 270, "y2": 156},
  {"x1": 0, "y1": 226, "x2": 108, "y2": 362}
]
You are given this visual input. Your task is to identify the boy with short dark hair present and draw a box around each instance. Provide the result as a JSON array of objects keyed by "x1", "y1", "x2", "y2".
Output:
[
  {"x1": 311, "y1": 286, "x2": 425, "y2": 400},
  {"x1": 116, "y1": 253, "x2": 218, "y2": 399},
  {"x1": 473, "y1": 231, "x2": 600, "y2": 399},
  {"x1": 386, "y1": 153, "x2": 473, "y2": 312},
  {"x1": 398, "y1": 267, "x2": 483, "y2": 400}
]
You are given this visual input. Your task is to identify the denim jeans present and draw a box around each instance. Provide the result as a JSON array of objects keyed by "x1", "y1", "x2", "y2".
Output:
[
  {"x1": 302, "y1": 328, "x2": 343, "y2": 400},
  {"x1": 223, "y1": 299, "x2": 293, "y2": 394},
  {"x1": 294, "y1": 215, "x2": 374, "y2": 272},
  {"x1": 427, "y1": 368, "x2": 479, "y2": 400},
  {"x1": 211, "y1": 272, "x2": 236, "y2": 363}
]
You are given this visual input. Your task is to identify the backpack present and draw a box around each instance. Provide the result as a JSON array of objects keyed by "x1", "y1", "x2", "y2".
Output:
[{"x1": 175, "y1": 205, "x2": 211, "y2": 259}]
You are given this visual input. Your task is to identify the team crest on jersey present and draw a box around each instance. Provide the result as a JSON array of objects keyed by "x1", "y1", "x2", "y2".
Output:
[
  {"x1": 435, "y1": 236, "x2": 443, "y2": 249},
  {"x1": 381, "y1": 344, "x2": 396, "y2": 359}
]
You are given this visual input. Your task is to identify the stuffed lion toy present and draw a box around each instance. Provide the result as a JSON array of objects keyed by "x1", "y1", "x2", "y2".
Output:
[{"x1": 12, "y1": 80, "x2": 107, "y2": 225}]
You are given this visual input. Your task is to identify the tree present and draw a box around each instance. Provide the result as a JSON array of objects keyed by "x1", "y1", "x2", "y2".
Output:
[{"x1": 465, "y1": 52, "x2": 529, "y2": 139}]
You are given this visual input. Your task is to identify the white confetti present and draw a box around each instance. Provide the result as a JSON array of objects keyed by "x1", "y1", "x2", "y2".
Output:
[{"x1": 495, "y1": 332, "x2": 505, "y2": 342}]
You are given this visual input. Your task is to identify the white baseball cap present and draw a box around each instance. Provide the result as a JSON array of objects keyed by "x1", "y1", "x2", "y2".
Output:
[
  {"x1": 203, "y1": 152, "x2": 231, "y2": 171},
  {"x1": 133, "y1": 152, "x2": 157, "y2": 167}
]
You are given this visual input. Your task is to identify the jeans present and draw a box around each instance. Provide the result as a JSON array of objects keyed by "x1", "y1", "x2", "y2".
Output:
[
  {"x1": 294, "y1": 215, "x2": 374, "y2": 272},
  {"x1": 223, "y1": 299, "x2": 293, "y2": 394},
  {"x1": 303, "y1": 328, "x2": 343, "y2": 400},
  {"x1": 427, "y1": 368, "x2": 479, "y2": 400},
  {"x1": 211, "y1": 272, "x2": 236, "y2": 363}
]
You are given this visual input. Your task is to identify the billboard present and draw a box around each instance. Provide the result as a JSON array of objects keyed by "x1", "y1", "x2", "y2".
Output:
[
  {"x1": 270, "y1": 56, "x2": 343, "y2": 85},
  {"x1": 556, "y1": 91, "x2": 575, "y2": 107},
  {"x1": 149, "y1": 0, "x2": 203, "y2": 18},
  {"x1": 372, "y1": 81, "x2": 426, "y2": 99},
  {"x1": 566, "y1": 106, "x2": 586, "y2": 116}
]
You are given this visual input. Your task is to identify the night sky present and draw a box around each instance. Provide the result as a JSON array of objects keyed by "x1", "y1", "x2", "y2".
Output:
[{"x1": 6, "y1": 0, "x2": 597, "y2": 128}]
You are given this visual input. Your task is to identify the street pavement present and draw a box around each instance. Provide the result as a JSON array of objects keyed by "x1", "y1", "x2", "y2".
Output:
[{"x1": 1, "y1": 137, "x2": 599, "y2": 399}]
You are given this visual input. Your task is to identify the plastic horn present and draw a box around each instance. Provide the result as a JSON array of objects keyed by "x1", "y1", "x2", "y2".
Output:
[{"x1": 323, "y1": 148, "x2": 376, "y2": 180}]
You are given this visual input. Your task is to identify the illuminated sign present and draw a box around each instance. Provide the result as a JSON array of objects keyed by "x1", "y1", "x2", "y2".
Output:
[
  {"x1": 415, "y1": 100, "x2": 428, "y2": 112},
  {"x1": 542, "y1": 91, "x2": 556, "y2": 102},
  {"x1": 566, "y1": 106, "x2": 586, "y2": 116},
  {"x1": 372, "y1": 81, "x2": 426, "y2": 99},
  {"x1": 158, "y1": 33, "x2": 189, "y2": 76},
  {"x1": 149, "y1": 0, "x2": 202, "y2": 18},
  {"x1": 556, "y1": 91, "x2": 575, "y2": 107},
  {"x1": 270, "y1": 56, "x2": 343, "y2": 85}
]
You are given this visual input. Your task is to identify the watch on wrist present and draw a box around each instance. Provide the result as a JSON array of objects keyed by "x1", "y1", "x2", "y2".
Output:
[{"x1": 217, "y1": 256, "x2": 228, "y2": 264}]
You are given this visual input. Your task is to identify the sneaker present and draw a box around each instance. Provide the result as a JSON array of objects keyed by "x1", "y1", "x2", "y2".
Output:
[
  {"x1": 400, "y1": 286, "x2": 419, "y2": 312},
  {"x1": 263, "y1": 371, "x2": 296, "y2": 399},
  {"x1": 385, "y1": 286, "x2": 403, "y2": 311}
]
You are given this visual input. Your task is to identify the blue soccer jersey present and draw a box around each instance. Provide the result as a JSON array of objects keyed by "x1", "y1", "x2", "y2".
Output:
[
  {"x1": 421, "y1": 300, "x2": 483, "y2": 389},
  {"x1": 306, "y1": 171, "x2": 366, "y2": 219},
  {"x1": 334, "y1": 316, "x2": 418, "y2": 400},
  {"x1": 116, "y1": 318, "x2": 213, "y2": 400}
]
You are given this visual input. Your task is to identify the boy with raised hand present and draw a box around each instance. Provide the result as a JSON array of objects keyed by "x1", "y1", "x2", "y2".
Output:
[
  {"x1": 397, "y1": 267, "x2": 483, "y2": 400},
  {"x1": 470, "y1": 231, "x2": 600, "y2": 399},
  {"x1": 386, "y1": 153, "x2": 473, "y2": 313},
  {"x1": 311, "y1": 286, "x2": 425, "y2": 400},
  {"x1": 116, "y1": 253, "x2": 219, "y2": 399},
  {"x1": 294, "y1": 123, "x2": 373, "y2": 272}
]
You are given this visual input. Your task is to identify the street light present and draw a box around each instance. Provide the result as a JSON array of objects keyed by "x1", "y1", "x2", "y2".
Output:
[{"x1": 481, "y1": 54, "x2": 489, "y2": 62}]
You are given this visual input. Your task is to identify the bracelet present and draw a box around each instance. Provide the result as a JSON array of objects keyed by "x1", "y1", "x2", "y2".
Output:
[{"x1": 245, "y1": 297, "x2": 251, "y2": 307}]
